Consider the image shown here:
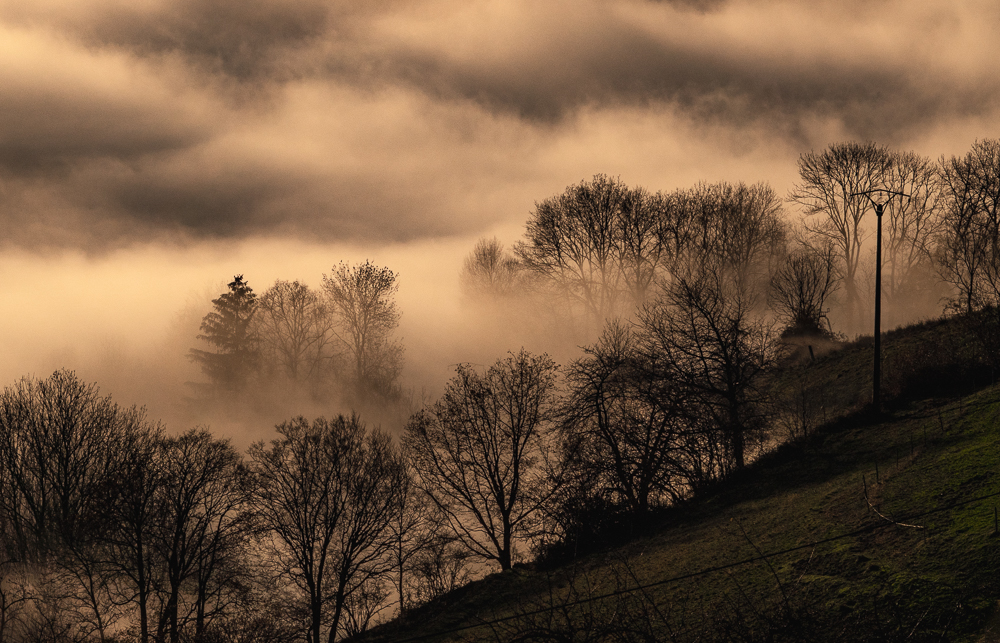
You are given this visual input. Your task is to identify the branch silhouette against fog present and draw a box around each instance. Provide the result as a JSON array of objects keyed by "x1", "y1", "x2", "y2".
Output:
[
  {"x1": 672, "y1": 181, "x2": 786, "y2": 297},
  {"x1": 937, "y1": 139, "x2": 1000, "y2": 313},
  {"x1": 789, "y1": 142, "x2": 894, "y2": 329},
  {"x1": 560, "y1": 320, "x2": 696, "y2": 516},
  {"x1": 404, "y1": 350, "x2": 562, "y2": 571},
  {"x1": 639, "y1": 270, "x2": 775, "y2": 473},
  {"x1": 0, "y1": 371, "x2": 163, "y2": 642},
  {"x1": 879, "y1": 151, "x2": 942, "y2": 315},
  {"x1": 460, "y1": 237, "x2": 523, "y2": 302},
  {"x1": 153, "y1": 429, "x2": 251, "y2": 643},
  {"x1": 0, "y1": 370, "x2": 154, "y2": 564},
  {"x1": 509, "y1": 176, "x2": 785, "y2": 337},
  {"x1": 322, "y1": 261, "x2": 404, "y2": 403},
  {"x1": 248, "y1": 415, "x2": 404, "y2": 643},
  {"x1": 514, "y1": 175, "x2": 674, "y2": 327},
  {"x1": 101, "y1": 426, "x2": 164, "y2": 643},
  {"x1": 769, "y1": 245, "x2": 840, "y2": 338},
  {"x1": 256, "y1": 279, "x2": 336, "y2": 386}
]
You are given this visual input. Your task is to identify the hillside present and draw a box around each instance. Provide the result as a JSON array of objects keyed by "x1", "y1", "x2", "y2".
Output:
[{"x1": 356, "y1": 315, "x2": 1000, "y2": 643}]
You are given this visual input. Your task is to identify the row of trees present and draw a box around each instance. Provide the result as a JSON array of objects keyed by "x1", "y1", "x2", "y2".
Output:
[
  {"x1": 8, "y1": 138, "x2": 1000, "y2": 641},
  {"x1": 464, "y1": 176, "x2": 785, "y2": 332},
  {"x1": 189, "y1": 261, "x2": 403, "y2": 405},
  {"x1": 465, "y1": 140, "x2": 1000, "y2": 340},
  {"x1": 0, "y1": 371, "x2": 456, "y2": 643},
  {"x1": 0, "y1": 280, "x2": 774, "y2": 642},
  {"x1": 404, "y1": 269, "x2": 775, "y2": 574}
]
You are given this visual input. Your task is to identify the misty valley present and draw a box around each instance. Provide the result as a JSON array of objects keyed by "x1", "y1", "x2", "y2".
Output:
[{"x1": 6, "y1": 140, "x2": 1000, "y2": 643}]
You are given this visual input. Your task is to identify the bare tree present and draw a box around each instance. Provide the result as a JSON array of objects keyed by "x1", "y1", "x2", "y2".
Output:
[
  {"x1": 0, "y1": 560, "x2": 31, "y2": 643},
  {"x1": 248, "y1": 415, "x2": 404, "y2": 643},
  {"x1": 256, "y1": 280, "x2": 335, "y2": 385},
  {"x1": 879, "y1": 152, "x2": 942, "y2": 316},
  {"x1": 404, "y1": 350, "x2": 561, "y2": 571},
  {"x1": 514, "y1": 175, "x2": 673, "y2": 327},
  {"x1": 561, "y1": 320, "x2": 694, "y2": 516},
  {"x1": 101, "y1": 425, "x2": 164, "y2": 643},
  {"x1": 407, "y1": 531, "x2": 473, "y2": 606},
  {"x1": 0, "y1": 370, "x2": 160, "y2": 642},
  {"x1": 153, "y1": 429, "x2": 251, "y2": 643},
  {"x1": 640, "y1": 272, "x2": 775, "y2": 473},
  {"x1": 0, "y1": 370, "x2": 155, "y2": 561},
  {"x1": 511, "y1": 177, "x2": 786, "y2": 336},
  {"x1": 789, "y1": 142, "x2": 895, "y2": 329},
  {"x1": 460, "y1": 237, "x2": 523, "y2": 301},
  {"x1": 937, "y1": 139, "x2": 1000, "y2": 313},
  {"x1": 769, "y1": 246, "x2": 840, "y2": 338},
  {"x1": 322, "y1": 261, "x2": 404, "y2": 402},
  {"x1": 673, "y1": 182, "x2": 787, "y2": 294},
  {"x1": 384, "y1": 460, "x2": 438, "y2": 616}
]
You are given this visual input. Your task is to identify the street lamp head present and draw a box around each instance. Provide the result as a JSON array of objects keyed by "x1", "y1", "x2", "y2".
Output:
[{"x1": 850, "y1": 188, "x2": 910, "y2": 215}]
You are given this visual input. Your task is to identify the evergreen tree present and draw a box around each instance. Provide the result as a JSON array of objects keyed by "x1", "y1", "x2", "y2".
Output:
[{"x1": 189, "y1": 275, "x2": 260, "y2": 392}]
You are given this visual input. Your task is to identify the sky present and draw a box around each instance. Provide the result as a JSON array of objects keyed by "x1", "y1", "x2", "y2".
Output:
[{"x1": 1, "y1": 0, "x2": 998, "y2": 438}]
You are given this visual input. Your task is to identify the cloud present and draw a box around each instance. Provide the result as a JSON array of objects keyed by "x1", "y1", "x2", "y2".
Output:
[
  {"x1": 344, "y1": 0, "x2": 1000, "y2": 142},
  {"x1": 0, "y1": 26, "x2": 212, "y2": 176},
  {"x1": 0, "y1": 0, "x2": 998, "y2": 250},
  {"x1": 0, "y1": 0, "x2": 336, "y2": 82}
]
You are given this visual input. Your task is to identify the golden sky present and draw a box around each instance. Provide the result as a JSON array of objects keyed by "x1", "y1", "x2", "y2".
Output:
[{"x1": 1, "y1": 0, "x2": 998, "y2": 435}]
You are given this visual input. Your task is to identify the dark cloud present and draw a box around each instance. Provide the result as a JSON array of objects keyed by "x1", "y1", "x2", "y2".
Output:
[
  {"x1": 327, "y1": 1, "x2": 1000, "y2": 144},
  {"x1": 0, "y1": 0, "x2": 997, "y2": 251},
  {"x1": 0, "y1": 0, "x2": 334, "y2": 82},
  {"x1": 0, "y1": 100, "x2": 207, "y2": 177}
]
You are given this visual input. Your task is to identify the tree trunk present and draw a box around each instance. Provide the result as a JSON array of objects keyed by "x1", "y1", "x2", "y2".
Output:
[
  {"x1": 311, "y1": 598, "x2": 323, "y2": 643},
  {"x1": 195, "y1": 576, "x2": 207, "y2": 642},
  {"x1": 328, "y1": 576, "x2": 349, "y2": 643},
  {"x1": 499, "y1": 524, "x2": 513, "y2": 571}
]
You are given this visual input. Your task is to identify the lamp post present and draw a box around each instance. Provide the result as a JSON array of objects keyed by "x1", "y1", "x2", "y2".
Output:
[{"x1": 852, "y1": 189, "x2": 907, "y2": 414}]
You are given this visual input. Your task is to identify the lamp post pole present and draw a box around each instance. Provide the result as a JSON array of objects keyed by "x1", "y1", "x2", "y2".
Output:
[
  {"x1": 852, "y1": 189, "x2": 907, "y2": 415},
  {"x1": 873, "y1": 200, "x2": 884, "y2": 413}
]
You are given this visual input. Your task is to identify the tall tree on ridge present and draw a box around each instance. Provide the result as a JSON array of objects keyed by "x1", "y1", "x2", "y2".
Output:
[
  {"x1": 322, "y1": 261, "x2": 403, "y2": 402},
  {"x1": 189, "y1": 276, "x2": 260, "y2": 394}
]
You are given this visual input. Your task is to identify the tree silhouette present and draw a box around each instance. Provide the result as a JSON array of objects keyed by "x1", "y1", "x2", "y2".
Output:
[
  {"x1": 248, "y1": 415, "x2": 404, "y2": 643},
  {"x1": 460, "y1": 237, "x2": 522, "y2": 301},
  {"x1": 322, "y1": 261, "x2": 403, "y2": 402},
  {"x1": 769, "y1": 246, "x2": 840, "y2": 338},
  {"x1": 789, "y1": 142, "x2": 894, "y2": 329},
  {"x1": 671, "y1": 181, "x2": 786, "y2": 296},
  {"x1": 153, "y1": 429, "x2": 250, "y2": 643},
  {"x1": 640, "y1": 272, "x2": 775, "y2": 473},
  {"x1": 561, "y1": 321, "x2": 694, "y2": 516},
  {"x1": 189, "y1": 275, "x2": 260, "y2": 393},
  {"x1": 404, "y1": 351, "x2": 561, "y2": 571},
  {"x1": 515, "y1": 175, "x2": 671, "y2": 327},
  {"x1": 256, "y1": 279, "x2": 334, "y2": 385},
  {"x1": 938, "y1": 139, "x2": 1000, "y2": 312}
]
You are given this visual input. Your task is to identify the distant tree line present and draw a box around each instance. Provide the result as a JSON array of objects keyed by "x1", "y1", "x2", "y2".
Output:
[
  {"x1": 189, "y1": 260, "x2": 404, "y2": 407},
  {"x1": 464, "y1": 140, "x2": 1000, "y2": 340}
]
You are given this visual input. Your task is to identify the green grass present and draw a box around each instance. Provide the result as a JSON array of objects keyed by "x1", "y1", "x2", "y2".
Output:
[{"x1": 356, "y1": 316, "x2": 1000, "y2": 642}]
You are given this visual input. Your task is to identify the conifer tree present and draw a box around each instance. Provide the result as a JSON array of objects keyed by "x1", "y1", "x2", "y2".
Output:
[{"x1": 189, "y1": 275, "x2": 260, "y2": 392}]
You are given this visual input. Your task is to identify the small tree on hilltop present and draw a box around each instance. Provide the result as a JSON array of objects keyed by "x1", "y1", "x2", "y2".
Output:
[{"x1": 769, "y1": 246, "x2": 840, "y2": 339}]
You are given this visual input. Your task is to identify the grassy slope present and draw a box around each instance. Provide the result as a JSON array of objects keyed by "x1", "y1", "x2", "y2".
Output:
[{"x1": 359, "y1": 318, "x2": 1000, "y2": 642}]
